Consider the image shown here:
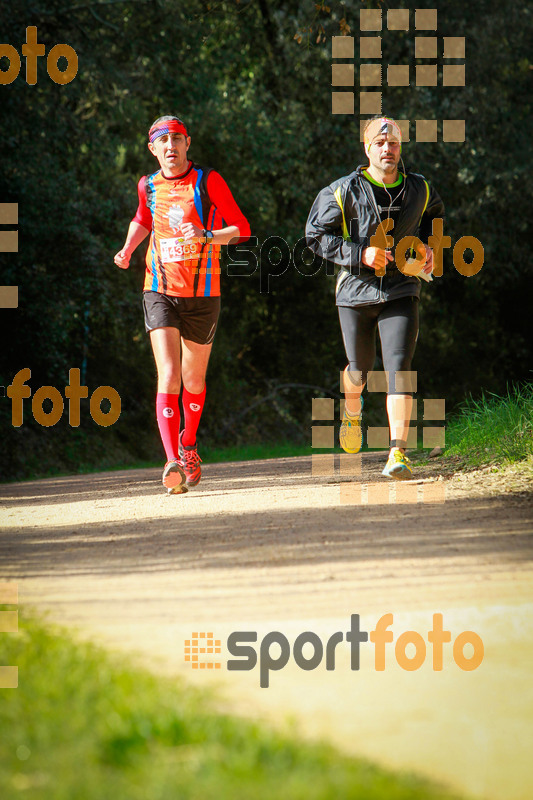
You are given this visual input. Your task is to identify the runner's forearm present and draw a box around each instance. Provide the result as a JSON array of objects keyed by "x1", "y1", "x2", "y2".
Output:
[
  {"x1": 123, "y1": 221, "x2": 150, "y2": 254},
  {"x1": 208, "y1": 225, "x2": 241, "y2": 245}
]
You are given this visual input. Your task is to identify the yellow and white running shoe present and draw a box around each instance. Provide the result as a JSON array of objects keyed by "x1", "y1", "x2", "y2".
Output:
[
  {"x1": 339, "y1": 399, "x2": 363, "y2": 454},
  {"x1": 382, "y1": 447, "x2": 412, "y2": 480}
]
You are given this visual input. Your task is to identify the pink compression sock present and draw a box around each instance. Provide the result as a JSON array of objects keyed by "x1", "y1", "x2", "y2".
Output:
[
  {"x1": 181, "y1": 386, "x2": 206, "y2": 446},
  {"x1": 156, "y1": 393, "x2": 181, "y2": 460}
]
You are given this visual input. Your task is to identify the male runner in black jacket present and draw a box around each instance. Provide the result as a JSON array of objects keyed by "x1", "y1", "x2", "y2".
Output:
[{"x1": 306, "y1": 116, "x2": 445, "y2": 479}]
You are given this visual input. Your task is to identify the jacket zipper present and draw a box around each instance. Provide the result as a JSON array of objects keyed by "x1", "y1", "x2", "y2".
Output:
[{"x1": 359, "y1": 175, "x2": 387, "y2": 301}]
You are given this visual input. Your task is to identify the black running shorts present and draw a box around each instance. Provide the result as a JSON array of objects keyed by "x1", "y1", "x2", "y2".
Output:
[{"x1": 142, "y1": 292, "x2": 221, "y2": 345}]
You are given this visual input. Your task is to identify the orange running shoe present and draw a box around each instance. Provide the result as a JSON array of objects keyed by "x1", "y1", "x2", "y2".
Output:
[
  {"x1": 179, "y1": 431, "x2": 202, "y2": 487},
  {"x1": 162, "y1": 458, "x2": 188, "y2": 495}
]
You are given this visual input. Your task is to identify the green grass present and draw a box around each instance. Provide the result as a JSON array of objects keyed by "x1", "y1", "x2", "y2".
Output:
[
  {"x1": 0, "y1": 614, "x2": 468, "y2": 800},
  {"x1": 446, "y1": 383, "x2": 533, "y2": 468}
]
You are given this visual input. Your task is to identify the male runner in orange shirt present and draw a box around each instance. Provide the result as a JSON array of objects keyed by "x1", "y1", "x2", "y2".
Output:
[{"x1": 114, "y1": 115, "x2": 250, "y2": 494}]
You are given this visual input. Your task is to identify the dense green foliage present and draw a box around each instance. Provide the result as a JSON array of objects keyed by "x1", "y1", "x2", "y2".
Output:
[
  {"x1": 0, "y1": 614, "x2": 468, "y2": 799},
  {"x1": 446, "y1": 383, "x2": 533, "y2": 467},
  {"x1": 1, "y1": 0, "x2": 532, "y2": 479}
]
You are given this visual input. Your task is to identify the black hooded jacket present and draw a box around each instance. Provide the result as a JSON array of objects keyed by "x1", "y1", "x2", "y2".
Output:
[{"x1": 305, "y1": 164, "x2": 445, "y2": 307}]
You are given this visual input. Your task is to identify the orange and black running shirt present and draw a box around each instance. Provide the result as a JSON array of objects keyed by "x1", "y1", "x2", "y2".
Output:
[{"x1": 133, "y1": 162, "x2": 250, "y2": 297}]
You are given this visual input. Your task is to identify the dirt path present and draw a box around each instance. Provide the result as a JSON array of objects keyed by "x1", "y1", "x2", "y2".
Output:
[{"x1": 1, "y1": 454, "x2": 532, "y2": 800}]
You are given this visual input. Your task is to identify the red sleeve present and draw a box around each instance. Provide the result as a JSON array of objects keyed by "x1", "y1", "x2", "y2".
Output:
[
  {"x1": 206, "y1": 171, "x2": 250, "y2": 243},
  {"x1": 132, "y1": 176, "x2": 152, "y2": 230}
]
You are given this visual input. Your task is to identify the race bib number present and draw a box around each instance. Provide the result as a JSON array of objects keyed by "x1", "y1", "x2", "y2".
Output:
[{"x1": 159, "y1": 237, "x2": 198, "y2": 263}]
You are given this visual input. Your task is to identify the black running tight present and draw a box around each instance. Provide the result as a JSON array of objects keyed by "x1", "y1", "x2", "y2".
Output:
[{"x1": 338, "y1": 296, "x2": 419, "y2": 395}]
